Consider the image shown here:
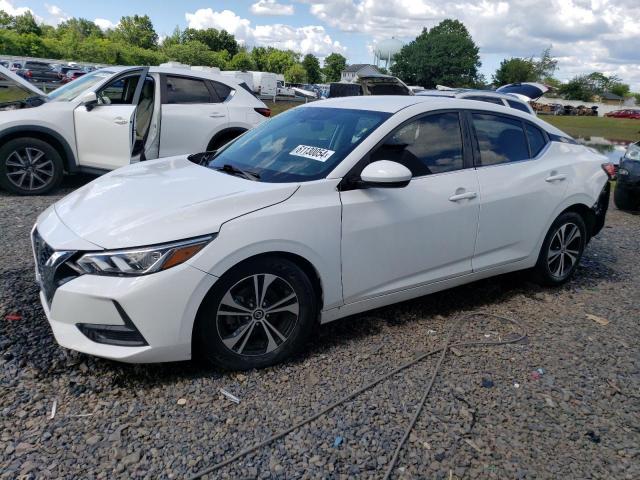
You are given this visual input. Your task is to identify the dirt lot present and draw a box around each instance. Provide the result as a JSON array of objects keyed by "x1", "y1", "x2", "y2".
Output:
[{"x1": 1, "y1": 179, "x2": 639, "y2": 479}]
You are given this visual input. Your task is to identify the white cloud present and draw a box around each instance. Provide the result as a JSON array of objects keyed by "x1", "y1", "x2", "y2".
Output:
[
  {"x1": 184, "y1": 8, "x2": 345, "y2": 56},
  {"x1": 94, "y1": 18, "x2": 117, "y2": 31},
  {"x1": 250, "y1": 0, "x2": 294, "y2": 16},
  {"x1": 0, "y1": 0, "x2": 32, "y2": 16},
  {"x1": 44, "y1": 3, "x2": 69, "y2": 25},
  {"x1": 302, "y1": 0, "x2": 640, "y2": 89}
]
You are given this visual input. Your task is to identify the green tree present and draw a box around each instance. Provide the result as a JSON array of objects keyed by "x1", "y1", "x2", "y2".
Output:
[
  {"x1": 323, "y1": 52, "x2": 346, "y2": 82},
  {"x1": 493, "y1": 57, "x2": 537, "y2": 85},
  {"x1": 265, "y1": 49, "x2": 297, "y2": 74},
  {"x1": 182, "y1": 28, "x2": 239, "y2": 56},
  {"x1": 13, "y1": 11, "x2": 41, "y2": 36},
  {"x1": 610, "y1": 82, "x2": 630, "y2": 98},
  {"x1": 163, "y1": 40, "x2": 229, "y2": 68},
  {"x1": 534, "y1": 47, "x2": 557, "y2": 80},
  {"x1": 285, "y1": 63, "x2": 307, "y2": 83},
  {"x1": 0, "y1": 11, "x2": 14, "y2": 29},
  {"x1": 57, "y1": 18, "x2": 103, "y2": 40},
  {"x1": 558, "y1": 75, "x2": 593, "y2": 102},
  {"x1": 391, "y1": 19, "x2": 480, "y2": 88},
  {"x1": 302, "y1": 53, "x2": 321, "y2": 83},
  {"x1": 250, "y1": 46, "x2": 271, "y2": 71},
  {"x1": 228, "y1": 51, "x2": 255, "y2": 71},
  {"x1": 113, "y1": 15, "x2": 158, "y2": 49}
]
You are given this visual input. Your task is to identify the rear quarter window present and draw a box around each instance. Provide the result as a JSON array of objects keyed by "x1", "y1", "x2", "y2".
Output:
[
  {"x1": 525, "y1": 124, "x2": 547, "y2": 156},
  {"x1": 507, "y1": 99, "x2": 531, "y2": 113}
]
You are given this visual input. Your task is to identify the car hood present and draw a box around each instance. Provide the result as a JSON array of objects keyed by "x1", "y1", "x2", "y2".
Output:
[
  {"x1": 0, "y1": 64, "x2": 46, "y2": 96},
  {"x1": 54, "y1": 157, "x2": 299, "y2": 249}
]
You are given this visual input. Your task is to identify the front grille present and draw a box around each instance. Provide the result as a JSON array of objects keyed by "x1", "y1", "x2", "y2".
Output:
[{"x1": 31, "y1": 229, "x2": 79, "y2": 305}]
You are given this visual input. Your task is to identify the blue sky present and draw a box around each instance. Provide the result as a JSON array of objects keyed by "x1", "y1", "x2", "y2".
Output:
[{"x1": 3, "y1": 0, "x2": 640, "y2": 89}]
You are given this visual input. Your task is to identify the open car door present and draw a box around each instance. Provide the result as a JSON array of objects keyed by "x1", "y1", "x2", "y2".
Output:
[{"x1": 74, "y1": 67, "x2": 149, "y2": 170}]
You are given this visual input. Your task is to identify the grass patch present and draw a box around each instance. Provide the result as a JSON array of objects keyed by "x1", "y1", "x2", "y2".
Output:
[
  {"x1": 543, "y1": 115, "x2": 640, "y2": 142},
  {"x1": 264, "y1": 100, "x2": 303, "y2": 116}
]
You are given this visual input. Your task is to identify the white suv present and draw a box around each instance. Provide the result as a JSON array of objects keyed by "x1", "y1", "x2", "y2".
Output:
[
  {"x1": 32, "y1": 96, "x2": 610, "y2": 370},
  {"x1": 0, "y1": 65, "x2": 269, "y2": 195}
]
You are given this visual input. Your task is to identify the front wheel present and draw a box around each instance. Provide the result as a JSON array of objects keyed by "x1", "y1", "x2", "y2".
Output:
[
  {"x1": 0, "y1": 137, "x2": 63, "y2": 195},
  {"x1": 194, "y1": 257, "x2": 318, "y2": 370},
  {"x1": 532, "y1": 212, "x2": 587, "y2": 286}
]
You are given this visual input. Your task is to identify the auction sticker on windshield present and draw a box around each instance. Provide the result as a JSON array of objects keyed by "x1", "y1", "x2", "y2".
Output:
[{"x1": 290, "y1": 145, "x2": 335, "y2": 162}]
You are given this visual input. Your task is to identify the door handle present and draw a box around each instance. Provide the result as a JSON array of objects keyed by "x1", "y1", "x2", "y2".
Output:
[
  {"x1": 545, "y1": 174, "x2": 567, "y2": 182},
  {"x1": 449, "y1": 191, "x2": 477, "y2": 202},
  {"x1": 114, "y1": 117, "x2": 129, "y2": 125},
  {"x1": 209, "y1": 113, "x2": 226, "y2": 118}
]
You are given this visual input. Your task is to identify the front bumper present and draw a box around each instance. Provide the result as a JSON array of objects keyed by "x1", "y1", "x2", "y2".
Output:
[
  {"x1": 39, "y1": 264, "x2": 217, "y2": 363},
  {"x1": 32, "y1": 226, "x2": 218, "y2": 363}
]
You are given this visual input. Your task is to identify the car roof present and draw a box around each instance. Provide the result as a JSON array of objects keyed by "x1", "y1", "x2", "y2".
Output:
[
  {"x1": 418, "y1": 89, "x2": 526, "y2": 102},
  {"x1": 302, "y1": 95, "x2": 570, "y2": 138},
  {"x1": 98, "y1": 65, "x2": 240, "y2": 85}
]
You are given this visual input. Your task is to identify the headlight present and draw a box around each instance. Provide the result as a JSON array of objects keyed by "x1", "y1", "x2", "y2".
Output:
[
  {"x1": 75, "y1": 235, "x2": 214, "y2": 276},
  {"x1": 624, "y1": 144, "x2": 640, "y2": 161}
]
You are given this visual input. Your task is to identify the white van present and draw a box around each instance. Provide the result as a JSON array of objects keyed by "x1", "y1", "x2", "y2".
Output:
[{"x1": 250, "y1": 71, "x2": 277, "y2": 97}]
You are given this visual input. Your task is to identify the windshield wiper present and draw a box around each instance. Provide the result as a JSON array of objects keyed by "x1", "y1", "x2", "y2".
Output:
[{"x1": 215, "y1": 164, "x2": 261, "y2": 181}]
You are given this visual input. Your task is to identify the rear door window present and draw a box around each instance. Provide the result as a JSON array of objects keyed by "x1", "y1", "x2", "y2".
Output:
[
  {"x1": 165, "y1": 76, "x2": 212, "y2": 104},
  {"x1": 211, "y1": 81, "x2": 232, "y2": 101},
  {"x1": 472, "y1": 113, "x2": 529, "y2": 165}
]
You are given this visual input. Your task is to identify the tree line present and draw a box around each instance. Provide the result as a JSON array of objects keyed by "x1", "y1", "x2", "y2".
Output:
[
  {"x1": 390, "y1": 19, "x2": 636, "y2": 103},
  {"x1": 0, "y1": 11, "x2": 349, "y2": 84}
]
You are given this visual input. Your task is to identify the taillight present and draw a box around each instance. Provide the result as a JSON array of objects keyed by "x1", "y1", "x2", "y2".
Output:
[
  {"x1": 601, "y1": 163, "x2": 616, "y2": 180},
  {"x1": 254, "y1": 107, "x2": 271, "y2": 117},
  {"x1": 26, "y1": 70, "x2": 32, "y2": 78}
]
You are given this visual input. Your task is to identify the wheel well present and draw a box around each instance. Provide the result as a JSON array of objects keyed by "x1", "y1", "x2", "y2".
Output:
[
  {"x1": 206, "y1": 128, "x2": 247, "y2": 151},
  {"x1": 0, "y1": 130, "x2": 72, "y2": 171},
  {"x1": 561, "y1": 203, "x2": 596, "y2": 239}
]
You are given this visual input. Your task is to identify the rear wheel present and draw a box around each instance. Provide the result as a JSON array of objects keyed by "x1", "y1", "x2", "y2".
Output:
[
  {"x1": 0, "y1": 137, "x2": 63, "y2": 195},
  {"x1": 195, "y1": 257, "x2": 317, "y2": 370},
  {"x1": 532, "y1": 212, "x2": 586, "y2": 286}
]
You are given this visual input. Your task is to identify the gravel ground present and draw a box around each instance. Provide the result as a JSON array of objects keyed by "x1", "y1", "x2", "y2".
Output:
[{"x1": 1, "y1": 178, "x2": 639, "y2": 479}]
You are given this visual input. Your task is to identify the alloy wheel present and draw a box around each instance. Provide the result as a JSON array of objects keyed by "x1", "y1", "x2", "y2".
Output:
[
  {"x1": 216, "y1": 273, "x2": 300, "y2": 357},
  {"x1": 5, "y1": 147, "x2": 55, "y2": 191},
  {"x1": 547, "y1": 222, "x2": 581, "y2": 279}
]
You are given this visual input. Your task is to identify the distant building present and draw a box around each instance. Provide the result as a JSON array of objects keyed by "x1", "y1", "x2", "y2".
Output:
[
  {"x1": 596, "y1": 92, "x2": 624, "y2": 105},
  {"x1": 340, "y1": 64, "x2": 381, "y2": 82}
]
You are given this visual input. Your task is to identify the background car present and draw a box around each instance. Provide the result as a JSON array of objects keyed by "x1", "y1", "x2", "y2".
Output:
[
  {"x1": 60, "y1": 70, "x2": 86, "y2": 84},
  {"x1": 416, "y1": 82, "x2": 547, "y2": 115},
  {"x1": 31, "y1": 95, "x2": 610, "y2": 370},
  {"x1": 0, "y1": 65, "x2": 270, "y2": 195},
  {"x1": 614, "y1": 141, "x2": 640, "y2": 210},
  {"x1": 16, "y1": 61, "x2": 62, "y2": 84}
]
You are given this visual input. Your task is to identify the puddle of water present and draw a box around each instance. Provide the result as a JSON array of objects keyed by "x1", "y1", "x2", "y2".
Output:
[{"x1": 576, "y1": 136, "x2": 630, "y2": 164}]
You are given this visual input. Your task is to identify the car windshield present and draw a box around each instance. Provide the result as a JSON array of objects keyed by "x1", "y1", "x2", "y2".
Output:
[
  {"x1": 47, "y1": 70, "x2": 114, "y2": 102},
  {"x1": 207, "y1": 107, "x2": 391, "y2": 182}
]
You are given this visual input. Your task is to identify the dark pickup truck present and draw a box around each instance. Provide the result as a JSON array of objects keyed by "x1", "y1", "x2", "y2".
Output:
[{"x1": 16, "y1": 61, "x2": 62, "y2": 84}]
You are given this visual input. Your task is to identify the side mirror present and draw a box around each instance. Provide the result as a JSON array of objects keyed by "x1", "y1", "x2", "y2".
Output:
[
  {"x1": 79, "y1": 91, "x2": 98, "y2": 111},
  {"x1": 360, "y1": 160, "x2": 412, "y2": 188}
]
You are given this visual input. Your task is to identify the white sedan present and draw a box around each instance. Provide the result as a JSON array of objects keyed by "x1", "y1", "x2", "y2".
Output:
[
  {"x1": 0, "y1": 65, "x2": 269, "y2": 195},
  {"x1": 31, "y1": 96, "x2": 611, "y2": 369}
]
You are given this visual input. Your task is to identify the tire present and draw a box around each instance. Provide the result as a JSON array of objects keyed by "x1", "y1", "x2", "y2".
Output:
[
  {"x1": 532, "y1": 212, "x2": 587, "y2": 286},
  {"x1": 0, "y1": 137, "x2": 63, "y2": 195},
  {"x1": 194, "y1": 257, "x2": 318, "y2": 370},
  {"x1": 613, "y1": 184, "x2": 638, "y2": 211}
]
